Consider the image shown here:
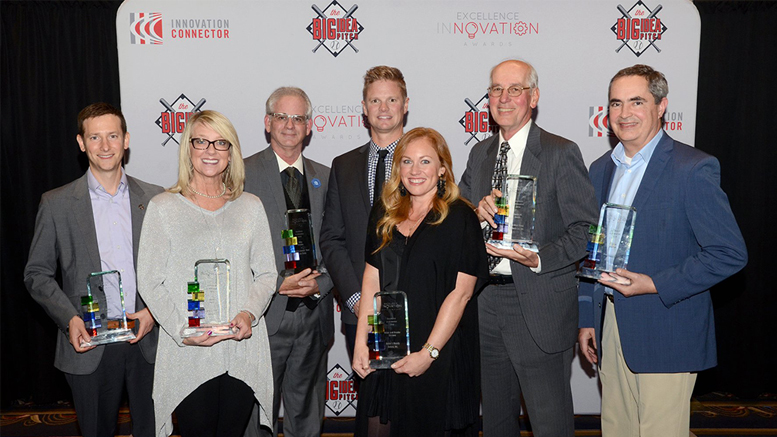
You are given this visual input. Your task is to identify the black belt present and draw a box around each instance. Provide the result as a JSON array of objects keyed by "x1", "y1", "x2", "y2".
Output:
[{"x1": 489, "y1": 275, "x2": 514, "y2": 285}]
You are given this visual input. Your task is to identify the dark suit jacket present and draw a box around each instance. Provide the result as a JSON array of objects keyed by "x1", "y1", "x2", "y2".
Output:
[
  {"x1": 320, "y1": 142, "x2": 371, "y2": 326},
  {"x1": 243, "y1": 146, "x2": 334, "y2": 346},
  {"x1": 579, "y1": 132, "x2": 747, "y2": 373},
  {"x1": 459, "y1": 123, "x2": 598, "y2": 354},
  {"x1": 24, "y1": 172, "x2": 163, "y2": 375}
]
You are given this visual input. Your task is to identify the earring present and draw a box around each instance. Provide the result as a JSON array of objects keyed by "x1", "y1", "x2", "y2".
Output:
[
  {"x1": 437, "y1": 178, "x2": 446, "y2": 198},
  {"x1": 399, "y1": 183, "x2": 407, "y2": 197}
]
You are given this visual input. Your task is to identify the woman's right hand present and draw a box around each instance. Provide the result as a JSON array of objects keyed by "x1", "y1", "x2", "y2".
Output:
[
  {"x1": 352, "y1": 343, "x2": 375, "y2": 379},
  {"x1": 182, "y1": 329, "x2": 236, "y2": 347}
]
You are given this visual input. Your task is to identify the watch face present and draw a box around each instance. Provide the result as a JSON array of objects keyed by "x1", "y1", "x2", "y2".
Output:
[{"x1": 431, "y1": 349, "x2": 439, "y2": 359}]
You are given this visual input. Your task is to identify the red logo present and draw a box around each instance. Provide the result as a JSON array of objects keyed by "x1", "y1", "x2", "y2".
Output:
[
  {"x1": 308, "y1": 2, "x2": 364, "y2": 57},
  {"x1": 612, "y1": 2, "x2": 667, "y2": 56},
  {"x1": 155, "y1": 94, "x2": 206, "y2": 146},
  {"x1": 325, "y1": 364, "x2": 357, "y2": 415},
  {"x1": 589, "y1": 106, "x2": 612, "y2": 137},
  {"x1": 130, "y1": 12, "x2": 163, "y2": 45},
  {"x1": 459, "y1": 94, "x2": 494, "y2": 145}
]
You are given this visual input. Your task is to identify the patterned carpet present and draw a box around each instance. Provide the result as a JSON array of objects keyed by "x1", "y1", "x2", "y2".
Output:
[{"x1": 2, "y1": 393, "x2": 775, "y2": 436}]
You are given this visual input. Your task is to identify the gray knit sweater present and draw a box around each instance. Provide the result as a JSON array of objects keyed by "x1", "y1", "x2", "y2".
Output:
[{"x1": 137, "y1": 192, "x2": 277, "y2": 436}]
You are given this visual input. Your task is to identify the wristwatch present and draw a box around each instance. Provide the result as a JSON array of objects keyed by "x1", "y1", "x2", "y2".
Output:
[{"x1": 423, "y1": 342, "x2": 440, "y2": 360}]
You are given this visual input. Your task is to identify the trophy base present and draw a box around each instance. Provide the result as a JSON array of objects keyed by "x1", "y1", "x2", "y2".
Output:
[
  {"x1": 577, "y1": 267, "x2": 632, "y2": 285},
  {"x1": 281, "y1": 265, "x2": 327, "y2": 278},
  {"x1": 487, "y1": 239, "x2": 539, "y2": 252},
  {"x1": 577, "y1": 267, "x2": 603, "y2": 280},
  {"x1": 80, "y1": 328, "x2": 136, "y2": 347},
  {"x1": 370, "y1": 357, "x2": 402, "y2": 370},
  {"x1": 180, "y1": 323, "x2": 238, "y2": 338}
]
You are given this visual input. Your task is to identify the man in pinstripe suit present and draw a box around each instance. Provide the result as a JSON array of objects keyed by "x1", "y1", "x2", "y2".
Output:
[{"x1": 459, "y1": 60, "x2": 597, "y2": 436}]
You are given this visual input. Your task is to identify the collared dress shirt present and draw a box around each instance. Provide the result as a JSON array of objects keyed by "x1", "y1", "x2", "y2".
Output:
[{"x1": 87, "y1": 168, "x2": 136, "y2": 317}]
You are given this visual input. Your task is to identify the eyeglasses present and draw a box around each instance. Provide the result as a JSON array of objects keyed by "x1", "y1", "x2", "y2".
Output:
[
  {"x1": 190, "y1": 138, "x2": 231, "y2": 151},
  {"x1": 269, "y1": 113, "x2": 308, "y2": 125},
  {"x1": 487, "y1": 86, "x2": 532, "y2": 97}
]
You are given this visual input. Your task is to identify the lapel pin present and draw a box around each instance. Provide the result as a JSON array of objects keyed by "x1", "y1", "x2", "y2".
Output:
[
  {"x1": 311, "y1": 178, "x2": 321, "y2": 188},
  {"x1": 138, "y1": 204, "x2": 145, "y2": 210}
]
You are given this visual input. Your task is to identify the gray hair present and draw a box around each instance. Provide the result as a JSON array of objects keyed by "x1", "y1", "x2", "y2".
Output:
[{"x1": 265, "y1": 87, "x2": 313, "y2": 119}]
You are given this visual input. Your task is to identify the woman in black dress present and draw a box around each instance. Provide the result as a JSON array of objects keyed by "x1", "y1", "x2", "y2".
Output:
[{"x1": 352, "y1": 127, "x2": 488, "y2": 437}]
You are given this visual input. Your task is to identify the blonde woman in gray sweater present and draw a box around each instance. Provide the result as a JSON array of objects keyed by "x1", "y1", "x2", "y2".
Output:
[{"x1": 138, "y1": 110, "x2": 277, "y2": 437}]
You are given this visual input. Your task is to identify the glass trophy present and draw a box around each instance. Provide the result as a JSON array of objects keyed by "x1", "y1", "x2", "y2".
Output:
[
  {"x1": 578, "y1": 203, "x2": 637, "y2": 280},
  {"x1": 368, "y1": 291, "x2": 410, "y2": 369},
  {"x1": 487, "y1": 175, "x2": 539, "y2": 252},
  {"x1": 80, "y1": 270, "x2": 136, "y2": 347},
  {"x1": 180, "y1": 259, "x2": 237, "y2": 338},
  {"x1": 280, "y1": 209, "x2": 319, "y2": 277}
]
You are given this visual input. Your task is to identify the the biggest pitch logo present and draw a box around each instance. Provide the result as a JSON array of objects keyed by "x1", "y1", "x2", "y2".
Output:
[
  {"x1": 155, "y1": 94, "x2": 206, "y2": 146},
  {"x1": 308, "y1": 1, "x2": 364, "y2": 57},
  {"x1": 612, "y1": 1, "x2": 667, "y2": 57},
  {"x1": 459, "y1": 93, "x2": 494, "y2": 146},
  {"x1": 325, "y1": 364, "x2": 357, "y2": 415}
]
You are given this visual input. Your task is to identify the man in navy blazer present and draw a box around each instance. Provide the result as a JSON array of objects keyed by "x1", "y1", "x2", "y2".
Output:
[{"x1": 578, "y1": 65, "x2": 747, "y2": 437}]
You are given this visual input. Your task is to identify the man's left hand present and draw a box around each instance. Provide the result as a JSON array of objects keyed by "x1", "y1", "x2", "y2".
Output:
[
  {"x1": 599, "y1": 268, "x2": 657, "y2": 297},
  {"x1": 127, "y1": 308, "x2": 155, "y2": 344},
  {"x1": 486, "y1": 243, "x2": 539, "y2": 268},
  {"x1": 279, "y1": 268, "x2": 322, "y2": 298}
]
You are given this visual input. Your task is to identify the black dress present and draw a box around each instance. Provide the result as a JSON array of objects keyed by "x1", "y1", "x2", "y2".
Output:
[{"x1": 355, "y1": 199, "x2": 489, "y2": 437}]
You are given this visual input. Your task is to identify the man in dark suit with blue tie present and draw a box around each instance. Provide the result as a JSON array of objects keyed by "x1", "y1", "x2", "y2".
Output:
[
  {"x1": 578, "y1": 65, "x2": 747, "y2": 437},
  {"x1": 320, "y1": 65, "x2": 409, "y2": 360},
  {"x1": 24, "y1": 103, "x2": 162, "y2": 437},
  {"x1": 460, "y1": 60, "x2": 598, "y2": 436}
]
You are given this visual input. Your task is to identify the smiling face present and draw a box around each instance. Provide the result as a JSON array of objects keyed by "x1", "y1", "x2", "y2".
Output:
[
  {"x1": 489, "y1": 61, "x2": 540, "y2": 140},
  {"x1": 77, "y1": 114, "x2": 129, "y2": 176},
  {"x1": 608, "y1": 75, "x2": 668, "y2": 155},
  {"x1": 189, "y1": 122, "x2": 230, "y2": 184},
  {"x1": 265, "y1": 95, "x2": 312, "y2": 157},
  {"x1": 399, "y1": 137, "x2": 445, "y2": 201},
  {"x1": 362, "y1": 79, "x2": 408, "y2": 141}
]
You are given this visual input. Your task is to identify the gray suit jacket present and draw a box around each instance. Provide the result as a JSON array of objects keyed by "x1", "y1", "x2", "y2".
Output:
[
  {"x1": 459, "y1": 123, "x2": 598, "y2": 353},
  {"x1": 243, "y1": 146, "x2": 334, "y2": 346},
  {"x1": 24, "y1": 172, "x2": 163, "y2": 374},
  {"x1": 320, "y1": 143, "x2": 371, "y2": 325}
]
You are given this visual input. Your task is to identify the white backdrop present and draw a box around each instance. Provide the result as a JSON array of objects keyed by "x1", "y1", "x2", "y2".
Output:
[{"x1": 118, "y1": 0, "x2": 700, "y2": 417}]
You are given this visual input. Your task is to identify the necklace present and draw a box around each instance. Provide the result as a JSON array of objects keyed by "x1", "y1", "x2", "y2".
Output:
[
  {"x1": 190, "y1": 182, "x2": 226, "y2": 199},
  {"x1": 404, "y1": 207, "x2": 430, "y2": 245}
]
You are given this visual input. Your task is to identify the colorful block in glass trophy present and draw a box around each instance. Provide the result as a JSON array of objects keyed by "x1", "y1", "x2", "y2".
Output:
[
  {"x1": 487, "y1": 175, "x2": 539, "y2": 252},
  {"x1": 368, "y1": 291, "x2": 410, "y2": 369},
  {"x1": 578, "y1": 203, "x2": 637, "y2": 281},
  {"x1": 280, "y1": 209, "x2": 319, "y2": 277},
  {"x1": 80, "y1": 270, "x2": 136, "y2": 347},
  {"x1": 180, "y1": 259, "x2": 237, "y2": 338}
]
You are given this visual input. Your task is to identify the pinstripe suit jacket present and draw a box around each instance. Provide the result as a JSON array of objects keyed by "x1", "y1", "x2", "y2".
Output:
[
  {"x1": 24, "y1": 172, "x2": 163, "y2": 374},
  {"x1": 459, "y1": 123, "x2": 598, "y2": 353}
]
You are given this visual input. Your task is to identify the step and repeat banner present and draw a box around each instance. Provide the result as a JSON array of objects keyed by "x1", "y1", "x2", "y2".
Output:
[{"x1": 117, "y1": 0, "x2": 700, "y2": 416}]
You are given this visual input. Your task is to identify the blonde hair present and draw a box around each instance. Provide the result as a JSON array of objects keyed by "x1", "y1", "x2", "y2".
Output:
[
  {"x1": 374, "y1": 127, "x2": 469, "y2": 252},
  {"x1": 169, "y1": 110, "x2": 245, "y2": 201},
  {"x1": 363, "y1": 65, "x2": 407, "y2": 101}
]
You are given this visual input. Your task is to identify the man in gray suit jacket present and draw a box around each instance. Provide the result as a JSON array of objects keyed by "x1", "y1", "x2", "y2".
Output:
[
  {"x1": 459, "y1": 60, "x2": 598, "y2": 436},
  {"x1": 243, "y1": 87, "x2": 333, "y2": 437},
  {"x1": 320, "y1": 65, "x2": 409, "y2": 360},
  {"x1": 24, "y1": 103, "x2": 162, "y2": 437}
]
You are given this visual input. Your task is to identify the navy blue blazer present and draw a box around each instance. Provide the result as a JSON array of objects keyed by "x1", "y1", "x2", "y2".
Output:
[{"x1": 579, "y1": 132, "x2": 747, "y2": 373}]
